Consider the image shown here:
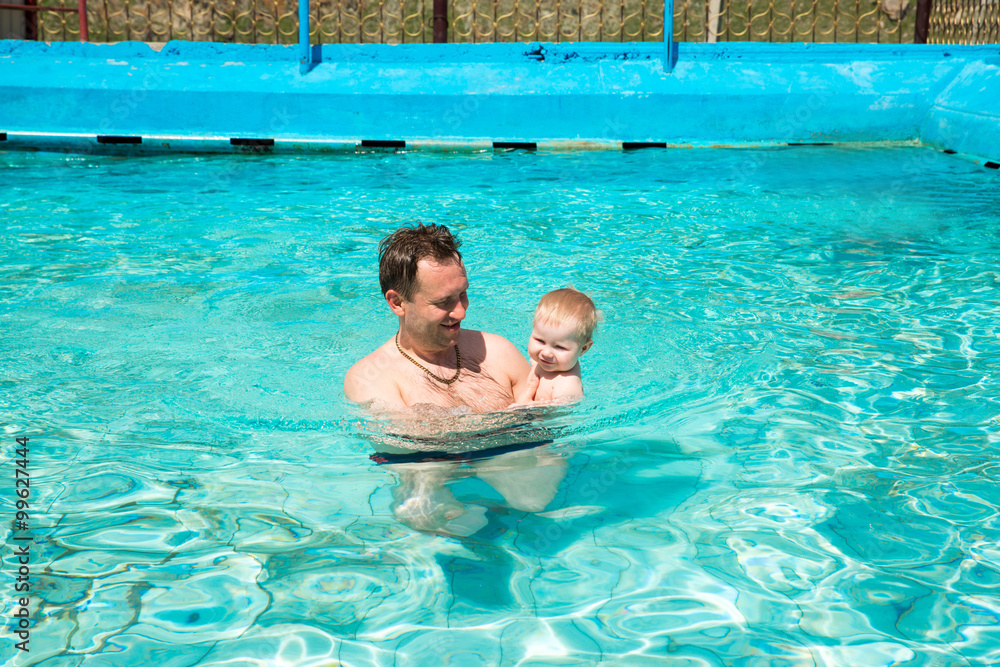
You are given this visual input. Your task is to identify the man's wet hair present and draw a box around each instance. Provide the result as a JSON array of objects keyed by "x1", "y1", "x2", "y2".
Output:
[{"x1": 379, "y1": 223, "x2": 463, "y2": 301}]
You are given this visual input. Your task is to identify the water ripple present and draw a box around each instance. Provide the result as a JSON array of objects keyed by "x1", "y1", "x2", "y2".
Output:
[{"x1": 3, "y1": 146, "x2": 1000, "y2": 665}]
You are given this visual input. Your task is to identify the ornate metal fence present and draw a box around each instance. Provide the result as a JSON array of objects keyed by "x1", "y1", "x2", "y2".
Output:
[
  {"x1": 676, "y1": 0, "x2": 917, "y2": 42},
  {"x1": 929, "y1": 0, "x2": 998, "y2": 42},
  {"x1": 9, "y1": 0, "x2": 998, "y2": 42},
  {"x1": 23, "y1": 0, "x2": 662, "y2": 42}
]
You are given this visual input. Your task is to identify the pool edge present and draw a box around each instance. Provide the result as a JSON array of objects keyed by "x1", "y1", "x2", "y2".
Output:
[{"x1": 1, "y1": 41, "x2": 998, "y2": 165}]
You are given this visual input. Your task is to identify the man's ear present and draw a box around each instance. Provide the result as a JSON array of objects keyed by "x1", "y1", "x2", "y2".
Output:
[
  {"x1": 581, "y1": 340, "x2": 593, "y2": 355},
  {"x1": 386, "y1": 290, "x2": 406, "y2": 317}
]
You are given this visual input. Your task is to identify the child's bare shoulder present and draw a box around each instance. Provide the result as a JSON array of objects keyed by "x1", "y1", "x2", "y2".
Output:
[{"x1": 548, "y1": 370, "x2": 584, "y2": 399}]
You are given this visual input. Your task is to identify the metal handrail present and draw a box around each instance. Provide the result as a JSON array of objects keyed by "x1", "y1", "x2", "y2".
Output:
[
  {"x1": 665, "y1": 0, "x2": 675, "y2": 72},
  {"x1": 294, "y1": 0, "x2": 677, "y2": 73},
  {"x1": 298, "y1": 0, "x2": 309, "y2": 72}
]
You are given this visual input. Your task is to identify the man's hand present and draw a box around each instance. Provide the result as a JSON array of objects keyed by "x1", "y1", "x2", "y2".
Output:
[{"x1": 512, "y1": 369, "x2": 540, "y2": 405}]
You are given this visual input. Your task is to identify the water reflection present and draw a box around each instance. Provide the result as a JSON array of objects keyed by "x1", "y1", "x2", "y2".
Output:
[{"x1": 349, "y1": 404, "x2": 574, "y2": 536}]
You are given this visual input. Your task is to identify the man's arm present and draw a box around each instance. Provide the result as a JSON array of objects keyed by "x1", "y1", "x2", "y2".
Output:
[
  {"x1": 481, "y1": 332, "x2": 531, "y2": 402},
  {"x1": 344, "y1": 352, "x2": 407, "y2": 409}
]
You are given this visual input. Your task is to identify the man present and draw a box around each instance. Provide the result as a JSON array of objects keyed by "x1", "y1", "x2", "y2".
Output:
[
  {"x1": 344, "y1": 223, "x2": 565, "y2": 536},
  {"x1": 344, "y1": 223, "x2": 531, "y2": 413}
]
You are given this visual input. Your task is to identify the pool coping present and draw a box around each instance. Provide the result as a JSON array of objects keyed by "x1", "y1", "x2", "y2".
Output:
[{"x1": 1, "y1": 40, "x2": 998, "y2": 167}]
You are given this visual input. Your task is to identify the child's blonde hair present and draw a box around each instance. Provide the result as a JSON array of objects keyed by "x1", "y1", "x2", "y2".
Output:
[{"x1": 534, "y1": 288, "x2": 599, "y2": 343}]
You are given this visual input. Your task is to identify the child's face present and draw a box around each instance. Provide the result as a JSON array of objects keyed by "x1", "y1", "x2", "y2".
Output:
[{"x1": 528, "y1": 319, "x2": 592, "y2": 373}]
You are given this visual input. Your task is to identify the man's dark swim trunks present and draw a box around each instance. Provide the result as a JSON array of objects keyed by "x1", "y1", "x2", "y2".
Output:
[{"x1": 369, "y1": 439, "x2": 553, "y2": 464}]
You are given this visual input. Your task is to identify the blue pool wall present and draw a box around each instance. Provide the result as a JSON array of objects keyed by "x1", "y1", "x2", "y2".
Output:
[{"x1": 0, "y1": 40, "x2": 998, "y2": 164}]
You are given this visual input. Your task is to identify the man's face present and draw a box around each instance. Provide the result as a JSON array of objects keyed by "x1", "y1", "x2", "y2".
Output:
[{"x1": 402, "y1": 258, "x2": 469, "y2": 350}]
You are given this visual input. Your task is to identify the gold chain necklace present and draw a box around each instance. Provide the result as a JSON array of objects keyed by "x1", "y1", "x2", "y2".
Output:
[{"x1": 395, "y1": 332, "x2": 461, "y2": 385}]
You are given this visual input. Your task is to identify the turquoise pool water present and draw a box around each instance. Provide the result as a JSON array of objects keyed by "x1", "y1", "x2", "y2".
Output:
[{"x1": 1, "y1": 146, "x2": 999, "y2": 665}]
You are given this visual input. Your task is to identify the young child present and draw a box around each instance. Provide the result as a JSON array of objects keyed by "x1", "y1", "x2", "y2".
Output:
[{"x1": 515, "y1": 287, "x2": 598, "y2": 404}]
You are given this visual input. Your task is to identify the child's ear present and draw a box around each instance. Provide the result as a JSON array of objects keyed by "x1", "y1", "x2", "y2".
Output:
[{"x1": 581, "y1": 340, "x2": 593, "y2": 354}]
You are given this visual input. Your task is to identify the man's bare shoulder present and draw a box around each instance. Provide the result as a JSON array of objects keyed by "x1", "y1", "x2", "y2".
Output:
[
  {"x1": 476, "y1": 330, "x2": 524, "y2": 358},
  {"x1": 463, "y1": 330, "x2": 529, "y2": 390},
  {"x1": 344, "y1": 341, "x2": 403, "y2": 405}
]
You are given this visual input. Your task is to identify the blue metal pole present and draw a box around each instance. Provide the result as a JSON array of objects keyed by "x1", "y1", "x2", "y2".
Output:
[
  {"x1": 299, "y1": 0, "x2": 311, "y2": 74},
  {"x1": 664, "y1": 0, "x2": 675, "y2": 73}
]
